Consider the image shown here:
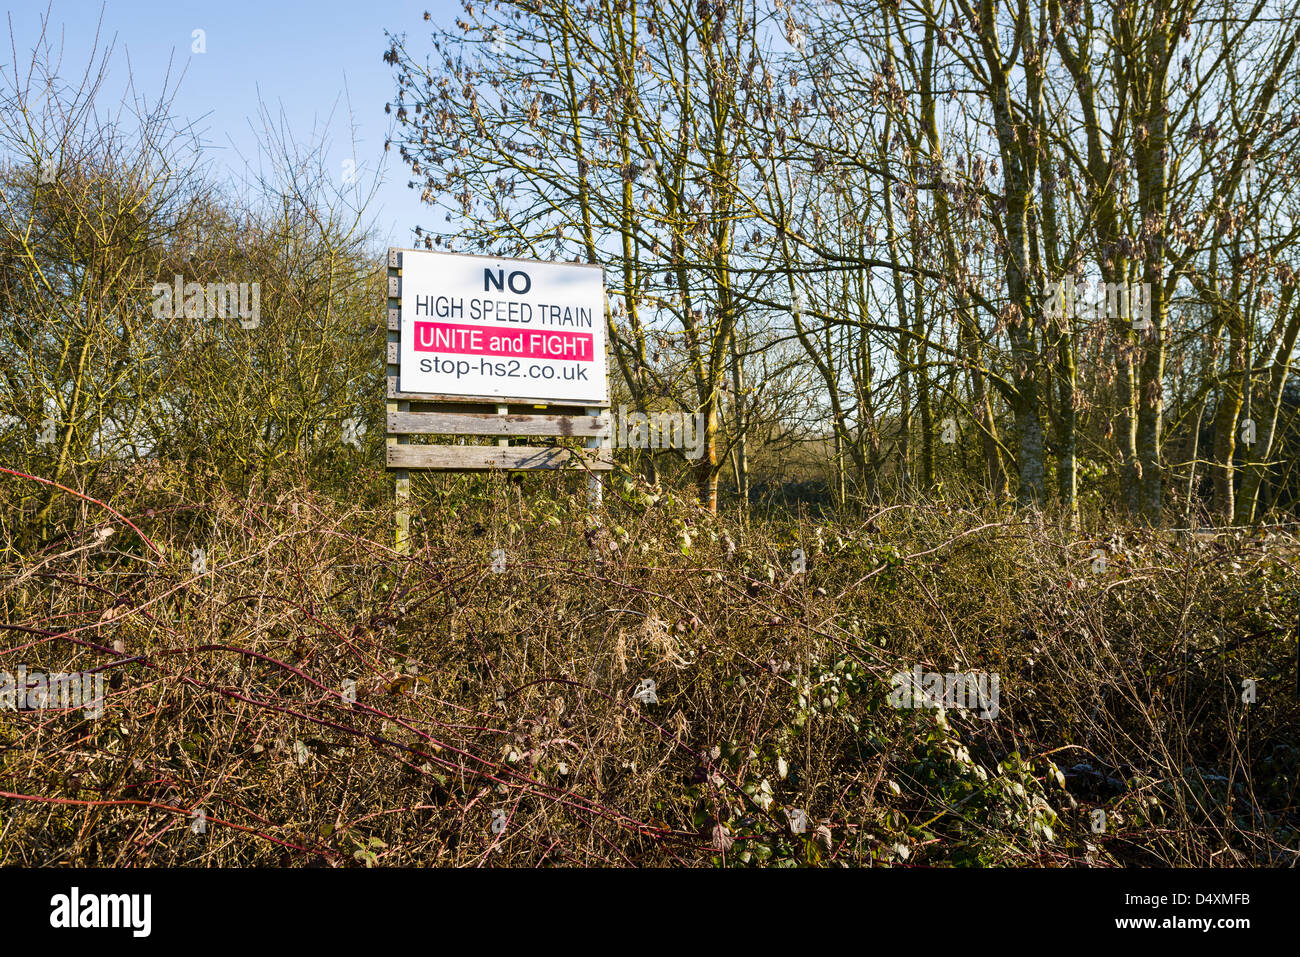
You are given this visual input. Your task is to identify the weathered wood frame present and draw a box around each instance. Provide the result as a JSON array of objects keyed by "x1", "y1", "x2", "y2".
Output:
[{"x1": 385, "y1": 247, "x2": 612, "y2": 553}]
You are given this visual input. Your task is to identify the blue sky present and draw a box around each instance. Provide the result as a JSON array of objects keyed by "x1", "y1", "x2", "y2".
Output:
[{"x1": 4, "y1": 0, "x2": 463, "y2": 246}]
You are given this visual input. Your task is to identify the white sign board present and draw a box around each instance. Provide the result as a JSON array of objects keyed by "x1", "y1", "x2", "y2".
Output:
[{"x1": 398, "y1": 250, "x2": 607, "y2": 404}]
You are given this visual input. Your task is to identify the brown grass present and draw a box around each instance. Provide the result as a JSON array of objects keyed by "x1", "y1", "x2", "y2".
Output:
[{"x1": 1, "y1": 464, "x2": 1296, "y2": 866}]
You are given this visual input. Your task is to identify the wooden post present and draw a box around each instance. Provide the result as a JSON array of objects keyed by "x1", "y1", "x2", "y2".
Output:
[
  {"x1": 388, "y1": 249, "x2": 410, "y2": 555},
  {"x1": 586, "y1": 406, "x2": 608, "y2": 509}
]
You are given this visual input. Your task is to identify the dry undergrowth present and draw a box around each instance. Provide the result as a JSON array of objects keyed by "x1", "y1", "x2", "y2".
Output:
[{"x1": 1, "y1": 464, "x2": 1296, "y2": 866}]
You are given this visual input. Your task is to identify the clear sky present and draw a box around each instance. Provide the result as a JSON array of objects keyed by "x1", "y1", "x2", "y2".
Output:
[{"x1": 3, "y1": 0, "x2": 464, "y2": 247}]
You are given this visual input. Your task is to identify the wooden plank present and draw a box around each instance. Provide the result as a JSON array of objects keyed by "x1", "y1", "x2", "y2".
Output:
[
  {"x1": 386, "y1": 445, "x2": 614, "y2": 471},
  {"x1": 387, "y1": 411, "x2": 608, "y2": 437},
  {"x1": 406, "y1": 399, "x2": 592, "y2": 416},
  {"x1": 387, "y1": 250, "x2": 409, "y2": 555},
  {"x1": 387, "y1": 374, "x2": 609, "y2": 407}
]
